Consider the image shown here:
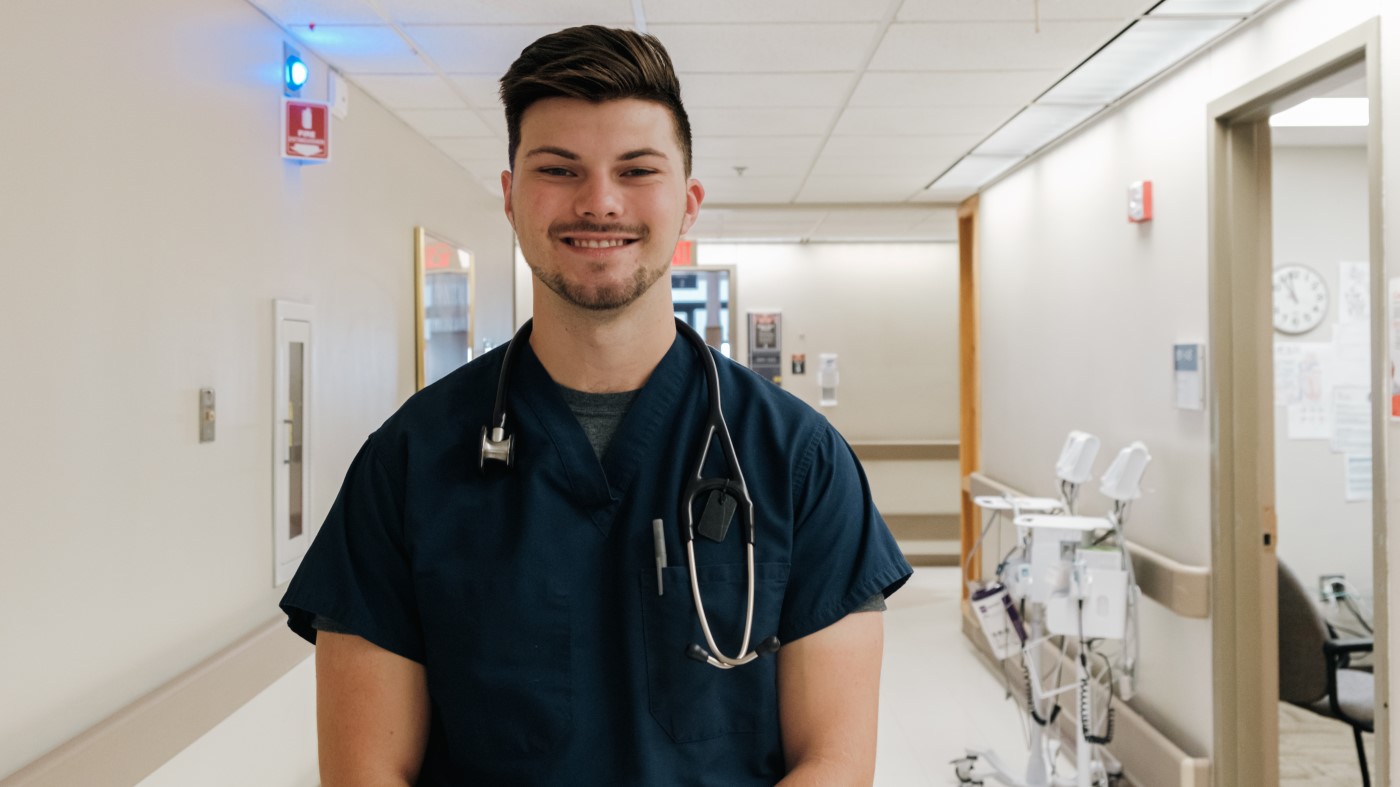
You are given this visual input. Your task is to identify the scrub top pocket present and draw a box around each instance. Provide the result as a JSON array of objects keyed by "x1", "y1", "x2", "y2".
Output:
[{"x1": 639, "y1": 562, "x2": 789, "y2": 743}]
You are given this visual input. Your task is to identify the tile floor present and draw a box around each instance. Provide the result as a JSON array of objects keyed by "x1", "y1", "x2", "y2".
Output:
[{"x1": 875, "y1": 567, "x2": 1036, "y2": 786}]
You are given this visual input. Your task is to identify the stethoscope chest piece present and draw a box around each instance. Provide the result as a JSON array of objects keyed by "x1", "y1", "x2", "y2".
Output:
[{"x1": 480, "y1": 426, "x2": 514, "y2": 470}]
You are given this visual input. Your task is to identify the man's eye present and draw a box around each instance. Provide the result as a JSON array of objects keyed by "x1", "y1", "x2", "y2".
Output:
[
  {"x1": 624, "y1": 168, "x2": 658, "y2": 177},
  {"x1": 539, "y1": 167, "x2": 573, "y2": 176}
]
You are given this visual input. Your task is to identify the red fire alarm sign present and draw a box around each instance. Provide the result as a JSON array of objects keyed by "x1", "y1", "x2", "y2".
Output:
[{"x1": 283, "y1": 98, "x2": 331, "y2": 163}]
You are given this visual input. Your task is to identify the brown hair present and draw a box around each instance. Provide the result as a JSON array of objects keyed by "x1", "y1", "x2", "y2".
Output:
[{"x1": 499, "y1": 25, "x2": 692, "y2": 175}]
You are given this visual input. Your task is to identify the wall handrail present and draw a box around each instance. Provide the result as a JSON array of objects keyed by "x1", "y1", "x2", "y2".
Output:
[
  {"x1": 849, "y1": 440, "x2": 959, "y2": 461},
  {"x1": 2, "y1": 617, "x2": 311, "y2": 787}
]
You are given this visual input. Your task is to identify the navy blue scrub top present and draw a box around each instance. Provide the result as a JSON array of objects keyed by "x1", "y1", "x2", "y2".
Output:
[{"x1": 281, "y1": 332, "x2": 912, "y2": 786}]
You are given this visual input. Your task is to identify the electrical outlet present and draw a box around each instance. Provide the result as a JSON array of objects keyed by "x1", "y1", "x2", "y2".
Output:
[{"x1": 1319, "y1": 574, "x2": 1345, "y2": 600}]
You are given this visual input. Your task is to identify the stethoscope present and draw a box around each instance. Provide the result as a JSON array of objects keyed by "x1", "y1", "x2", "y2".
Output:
[{"x1": 480, "y1": 317, "x2": 781, "y2": 670}]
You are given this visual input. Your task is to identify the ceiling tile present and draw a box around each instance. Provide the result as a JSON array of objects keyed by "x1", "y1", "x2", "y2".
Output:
[
  {"x1": 810, "y1": 153, "x2": 961, "y2": 177},
  {"x1": 246, "y1": 0, "x2": 384, "y2": 25},
  {"x1": 690, "y1": 107, "x2": 838, "y2": 137},
  {"x1": 911, "y1": 185, "x2": 975, "y2": 203},
  {"x1": 649, "y1": 24, "x2": 880, "y2": 73},
  {"x1": 869, "y1": 20, "x2": 1123, "y2": 72},
  {"x1": 398, "y1": 109, "x2": 494, "y2": 137},
  {"x1": 850, "y1": 70, "x2": 1061, "y2": 107},
  {"x1": 819, "y1": 206, "x2": 947, "y2": 226},
  {"x1": 692, "y1": 157, "x2": 813, "y2": 179},
  {"x1": 378, "y1": 0, "x2": 632, "y2": 25},
  {"x1": 289, "y1": 25, "x2": 432, "y2": 74},
  {"x1": 821, "y1": 134, "x2": 982, "y2": 158},
  {"x1": 404, "y1": 25, "x2": 574, "y2": 73},
  {"x1": 643, "y1": 0, "x2": 886, "y2": 23},
  {"x1": 796, "y1": 176, "x2": 930, "y2": 203},
  {"x1": 698, "y1": 176, "x2": 803, "y2": 204},
  {"x1": 679, "y1": 73, "x2": 852, "y2": 108},
  {"x1": 693, "y1": 136, "x2": 826, "y2": 159},
  {"x1": 351, "y1": 74, "x2": 463, "y2": 109},
  {"x1": 832, "y1": 105, "x2": 1017, "y2": 137},
  {"x1": 434, "y1": 137, "x2": 505, "y2": 161},
  {"x1": 459, "y1": 159, "x2": 509, "y2": 182},
  {"x1": 897, "y1": 0, "x2": 1153, "y2": 22},
  {"x1": 446, "y1": 75, "x2": 505, "y2": 109}
]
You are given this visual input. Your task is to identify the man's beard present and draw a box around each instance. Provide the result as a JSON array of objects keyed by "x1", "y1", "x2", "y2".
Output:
[{"x1": 531, "y1": 258, "x2": 665, "y2": 312}]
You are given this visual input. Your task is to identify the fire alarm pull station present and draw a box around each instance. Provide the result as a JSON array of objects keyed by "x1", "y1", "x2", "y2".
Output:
[{"x1": 1128, "y1": 180, "x2": 1153, "y2": 223}]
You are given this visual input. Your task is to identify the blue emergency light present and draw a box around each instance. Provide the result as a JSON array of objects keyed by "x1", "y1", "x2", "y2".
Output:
[{"x1": 284, "y1": 55, "x2": 309, "y2": 92}]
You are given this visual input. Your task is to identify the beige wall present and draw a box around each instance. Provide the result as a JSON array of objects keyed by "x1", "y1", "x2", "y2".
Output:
[
  {"x1": 1271, "y1": 145, "x2": 1374, "y2": 603},
  {"x1": 699, "y1": 242, "x2": 961, "y2": 516},
  {"x1": 0, "y1": 0, "x2": 514, "y2": 779},
  {"x1": 975, "y1": 0, "x2": 1398, "y2": 763}
]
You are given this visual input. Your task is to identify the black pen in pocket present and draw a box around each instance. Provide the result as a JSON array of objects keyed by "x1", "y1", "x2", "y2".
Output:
[{"x1": 652, "y1": 518, "x2": 667, "y2": 596}]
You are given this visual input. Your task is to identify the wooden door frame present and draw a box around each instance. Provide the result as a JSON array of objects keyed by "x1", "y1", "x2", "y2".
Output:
[
  {"x1": 958, "y1": 194, "x2": 981, "y2": 598},
  {"x1": 1206, "y1": 19, "x2": 1385, "y2": 786}
]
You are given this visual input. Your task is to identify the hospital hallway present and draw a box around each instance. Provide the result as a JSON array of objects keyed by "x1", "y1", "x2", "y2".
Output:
[{"x1": 6, "y1": 0, "x2": 1400, "y2": 785}]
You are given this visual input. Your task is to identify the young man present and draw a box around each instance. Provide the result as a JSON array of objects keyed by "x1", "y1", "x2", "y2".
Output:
[{"x1": 281, "y1": 26, "x2": 911, "y2": 786}]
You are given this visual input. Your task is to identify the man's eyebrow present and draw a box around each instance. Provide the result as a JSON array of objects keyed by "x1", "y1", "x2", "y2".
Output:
[
  {"x1": 620, "y1": 148, "x2": 668, "y2": 161},
  {"x1": 523, "y1": 146, "x2": 579, "y2": 160}
]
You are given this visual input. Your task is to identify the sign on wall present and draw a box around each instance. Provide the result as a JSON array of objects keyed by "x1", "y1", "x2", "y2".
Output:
[{"x1": 283, "y1": 98, "x2": 331, "y2": 163}]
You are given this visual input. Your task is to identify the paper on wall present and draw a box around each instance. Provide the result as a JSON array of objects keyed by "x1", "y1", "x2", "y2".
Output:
[
  {"x1": 1275, "y1": 342, "x2": 1304, "y2": 406},
  {"x1": 1332, "y1": 321, "x2": 1370, "y2": 387},
  {"x1": 1345, "y1": 453, "x2": 1372, "y2": 502},
  {"x1": 1389, "y1": 278, "x2": 1400, "y2": 420},
  {"x1": 1287, "y1": 342, "x2": 1335, "y2": 439},
  {"x1": 1289, "y1": 402, "x2": 1332, "y2": 439},
  {"x1": 1339, "y1": 261, "x2": 1370, "y2": 325},
  {"x1": 1330, "y1": 385, "x2": 1371, "y2": 454}
]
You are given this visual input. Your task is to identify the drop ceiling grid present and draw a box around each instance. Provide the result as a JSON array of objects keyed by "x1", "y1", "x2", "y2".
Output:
[{"x1": 244, "y1": 0, "x2": 1161, "y2": 234}]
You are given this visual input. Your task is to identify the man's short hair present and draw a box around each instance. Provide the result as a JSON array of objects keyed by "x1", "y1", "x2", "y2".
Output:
[{"x1": 499, "y1": 25, "x2": 692, "y2": 175}]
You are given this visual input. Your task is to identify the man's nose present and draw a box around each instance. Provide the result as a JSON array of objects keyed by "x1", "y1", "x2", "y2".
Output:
[{"x1": 575, "y1": 176, "x2": 622, "y2": 219}]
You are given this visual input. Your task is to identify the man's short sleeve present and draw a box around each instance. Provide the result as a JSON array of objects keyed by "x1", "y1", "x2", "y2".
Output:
[
  {"x1": 279, "y1": 436, "x2": 425, "y2": 663},
  {"x1": 779, "y1": 423, "x2": 912, "y2": 645}
]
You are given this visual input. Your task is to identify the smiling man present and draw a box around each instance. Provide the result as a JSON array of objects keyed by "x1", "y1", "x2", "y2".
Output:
[{"x1": 280, "y1": 25, "x2": 911, "y2": 786}]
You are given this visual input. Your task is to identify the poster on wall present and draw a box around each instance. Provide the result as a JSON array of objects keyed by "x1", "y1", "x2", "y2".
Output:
[
  {"x1": 1331, "y1": 385, "x2": 1371, "y2": 455},
  {"x1": 1345, "y1": 453, "x2": 1372, "y2": 502},
  {"x1": 1173, "y1": 343, "x2": 1205, "y2": 411},
  {"x1": 747, "y1": 310, "x2": 782, "y2": 385},
  {"x1": 1338, "y1": 261, "x2": 1369, "y2": 325},
  {"x1": 1285, "y1": 342, "x2": 1334, "y2": 440},
  {"x1": 1390, "y1": 278, "x2": 1400, "y2": 420}
]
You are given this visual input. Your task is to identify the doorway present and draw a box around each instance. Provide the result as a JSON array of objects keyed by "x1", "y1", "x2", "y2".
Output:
[{"x1": 1207, "y1": 20, "x2": 1384, "y2": 787}]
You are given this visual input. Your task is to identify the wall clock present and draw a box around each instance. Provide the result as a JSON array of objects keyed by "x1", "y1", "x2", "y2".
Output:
[{"x1": 1272, "y1": 264, "x2": 1328, "y2": 335}]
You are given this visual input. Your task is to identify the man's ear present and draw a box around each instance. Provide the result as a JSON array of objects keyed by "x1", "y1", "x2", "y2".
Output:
[
  {"x1": 501, "y1": 169, "x2": 515, "y2": 228},
  {"x1": 679, "y1": 178, "x2": 705, "y2": 236}
]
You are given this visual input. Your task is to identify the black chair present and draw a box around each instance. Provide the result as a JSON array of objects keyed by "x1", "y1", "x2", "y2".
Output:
[{"x1": 1277, "y1": 559, "x2": 1374, "y2": 787}]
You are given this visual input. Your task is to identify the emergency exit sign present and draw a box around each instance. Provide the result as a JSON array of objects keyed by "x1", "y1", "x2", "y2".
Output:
[{"x1": 283, "y1": 99, "x2": 331, "y2": 163}]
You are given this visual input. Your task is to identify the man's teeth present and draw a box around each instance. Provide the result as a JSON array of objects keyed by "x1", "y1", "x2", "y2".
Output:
[{"x1": 569, "y1": 238, "x2": 630, "y2": 248}]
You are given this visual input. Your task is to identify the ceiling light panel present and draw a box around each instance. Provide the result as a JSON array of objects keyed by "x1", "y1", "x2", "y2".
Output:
[
  {"x1": 833, "y1": 105, "x2": 1020, "y2": 137},
  {"x1": 1039, "y1": 17, "x2": 1238, "y2": 104},
  {"x1": 898, "y1": 0, "x2": 1154, "y2": 22},
  {"x1": 1269, "y1": 97, "x2": 1369, "y2": 127},
  {"x1": 649, "y1": 24, "x2": 879, "y2": 73},
  {"x1": 404, "y1": 25, "x2": 566, "y2": 73},
  {"x1": 397, "y1": 109, "x2": 495, "y2": 137},
  {"x1": 928, "y1": 155, "x2": 1022, "y2": 190},
  {"x1": 850, "y1": 70, "x2": 1063, "y2": 108},
  {"x1": 1149, "y1": 0, "x2": 1272, "y2": 15},
  {"x1": 870, "y1": 20, "x2": 1125, "y2": 71},
  {"x1": 289, "y1": 25, "x2": 431, "y2": 74},
  {"x1": 643, "y1": 0, "x2": 886, "y2": 23},
  {"x1": 351, "y1": 75, "x2": 463, "y2": 109},
  {"x1": 974, "y1": 103, "x2": 1104, "y2": 156},
  {"x1": 247, "y1": 0, "x2": 385, "y2": 25},
  {"x1": 376, "y1": 0, "x2": 632, "y2": 25},
  {"x1": 680, "y1": 73, "x2": 853, "y2": 108}
]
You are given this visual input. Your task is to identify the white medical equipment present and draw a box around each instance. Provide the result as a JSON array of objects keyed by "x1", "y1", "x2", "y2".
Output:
[{"x1": 956, "y1": 437, "x2": 1151, "y2": 787}]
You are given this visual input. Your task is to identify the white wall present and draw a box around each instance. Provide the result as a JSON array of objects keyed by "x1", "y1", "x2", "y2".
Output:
[
  {"x1": 974, "y1": 0, "x2": 1398, "y2": 762},
  {"x1": 1271, "y1": 145, "x2": 1374, "y2": 604},
  {"x1": 0, "y1": 0, "x2": 514, "y2": 779},
  {"x1": 699, "y1": 242, "x2": 961, "y2": 515}
]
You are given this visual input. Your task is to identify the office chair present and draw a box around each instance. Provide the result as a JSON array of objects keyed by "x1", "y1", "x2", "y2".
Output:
[{"x1": 1277, "y1": 559, "x2": 1374, "y2": 787}]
